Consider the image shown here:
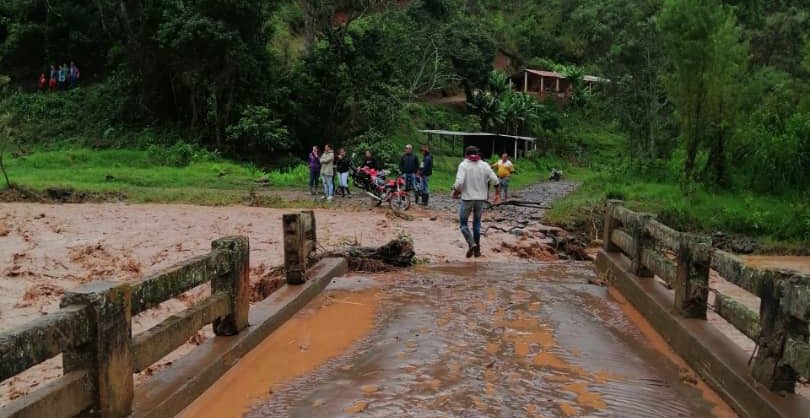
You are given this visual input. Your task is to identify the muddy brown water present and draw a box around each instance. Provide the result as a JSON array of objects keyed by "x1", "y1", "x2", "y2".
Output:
[{"x1": 234, "y1": 262, "x2": 728, "y2": 418}]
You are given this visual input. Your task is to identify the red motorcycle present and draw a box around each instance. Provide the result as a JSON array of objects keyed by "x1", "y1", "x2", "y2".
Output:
[{"x1": 351, "y1": 166, "x2": 411, "y2": 211}]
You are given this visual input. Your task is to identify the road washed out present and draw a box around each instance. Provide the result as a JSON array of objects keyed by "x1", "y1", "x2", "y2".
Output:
[{"x1": 230, "y1": 262, "x2": 734, "y2": 418}]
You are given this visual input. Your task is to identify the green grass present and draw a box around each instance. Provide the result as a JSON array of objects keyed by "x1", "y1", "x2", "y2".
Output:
[
  {"x1": 4, "y1": 148, "x2": 263, "y2": 204},
  {"x1": 547, "y1": 165, "x2": 810, "y2": 251}
]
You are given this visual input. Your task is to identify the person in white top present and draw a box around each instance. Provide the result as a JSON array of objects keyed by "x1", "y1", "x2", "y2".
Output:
[{"x1": 452, "y1": 146, "x2": 500, "y2": 258}]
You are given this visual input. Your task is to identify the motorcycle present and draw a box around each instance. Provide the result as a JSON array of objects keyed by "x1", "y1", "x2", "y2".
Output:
[{"x1": 351, "y1": 165, "x2": 411, "y2": 211}]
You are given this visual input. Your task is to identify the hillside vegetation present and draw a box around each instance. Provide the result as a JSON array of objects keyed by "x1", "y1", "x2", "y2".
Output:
[{"x1": 1, "y1": 0, "x2": 809, "y2": 248}]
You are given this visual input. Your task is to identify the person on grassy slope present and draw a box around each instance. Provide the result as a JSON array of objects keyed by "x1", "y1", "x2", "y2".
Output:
[{"x1": 453, "y1": 146, "x2": 500, "y2": 258}]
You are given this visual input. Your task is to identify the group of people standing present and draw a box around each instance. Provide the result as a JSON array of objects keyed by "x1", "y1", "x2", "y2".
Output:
[
  {"x1": 39, "y1": 62, "x2": 80, "y2": 91},
  {"x1": 308, "y1": 145, "x2": 353, "y2": 201},
  {"x1": 305, "y1": 141, "x2": 517, "y2": 258},
  {"x1": 306, "y1": 144, "x2": 435, "y2": 205}
]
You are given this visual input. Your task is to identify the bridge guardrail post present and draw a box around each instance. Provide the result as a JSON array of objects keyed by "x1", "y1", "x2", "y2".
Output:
[
  {"x1": 61, "y1": 281, "x2": 134, "y2": 418},
  {"x1": 211, "y1": 236, "x2": 250, "y2": 336},
  {"x1": 283, "y1": 213, "x2": 306, "y2": 284},
  {"x1": 602, "y1": 199, "x2": 623, "y2": 252},
  {"x1": 750, "y1": 276, "x2": 808, "y2": 393},
  {"x1": 674, "y1": 234, "x2": 710, "y2": 319},
  {"x1": 630, "y1": 213, "x2": 655, "y2": 278}
]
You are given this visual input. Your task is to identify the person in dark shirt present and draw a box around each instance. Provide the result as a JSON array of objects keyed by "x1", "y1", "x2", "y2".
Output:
[
  {"x1": 335, "y1": 147, "x2": 352, "y2": 197},
  {"x1": 307, "y1": 146, "x2": 321, "y2": 195},
  {"x1": 362, "y1": 150, "x2": 381, "y2": 170},
  {"x1": 399, "y1": 144, "x2": 419, "y2": 191},
  {"x1": 419, "y1": 144, "x2": 433, "y2": 206}
]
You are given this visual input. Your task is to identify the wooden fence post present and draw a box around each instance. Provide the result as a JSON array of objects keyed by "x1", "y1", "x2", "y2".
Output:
[
  {"x1": 750, "y1": 276, "x2": 807, "y2": 393},
  {"x1": 630, "y1": 213, "x2": 655, "y2": 278},
  {"x1": 603, "y1": 200, "x2": 623, "y2": 252},
  {"x1": 211, "y1": 236, "x2": 250, "y2": 336},
  {"x1": 284, "y1": 213, "x2": 306, "y2": 284},
  {"x1": 673, "y1": 235, "x2": 710, "y2": 319},
  {"x1": 61, "y1": 281, "x2": 134, "y2": 418}
]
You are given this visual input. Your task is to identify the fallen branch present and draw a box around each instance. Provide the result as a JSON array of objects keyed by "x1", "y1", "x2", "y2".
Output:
[
  {"x1": 314, "y1": 238, "x2": 415, "y2": 272},
  {"x1": 490, "y1": 200, "x2": 551, "y2": 209}
]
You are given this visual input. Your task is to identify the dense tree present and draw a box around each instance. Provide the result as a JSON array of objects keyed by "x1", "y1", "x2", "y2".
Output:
[{"x1": 658, "y1": 0, "x2": 746, "y2": 188}]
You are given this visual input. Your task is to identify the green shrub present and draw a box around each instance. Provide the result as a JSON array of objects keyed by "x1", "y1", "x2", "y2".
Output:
[{"x1": 147, "y1": 141, "x2": 194, "y2": 167}]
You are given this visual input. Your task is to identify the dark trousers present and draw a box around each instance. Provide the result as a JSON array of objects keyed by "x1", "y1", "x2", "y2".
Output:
[{"x1": 309, "y1": 170, "x2": 320, "y2": 189}]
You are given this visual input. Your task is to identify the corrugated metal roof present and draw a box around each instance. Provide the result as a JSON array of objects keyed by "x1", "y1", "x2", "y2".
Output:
[
  {"x1": 525, "y1": 69, "x2": 565, "y2": 78},
  {"x1": 583, "y1": 75, "x2": 610, "y2": 83},
  {"x1": 419, "y1": 130, "x2": 537, "y2": 142}
]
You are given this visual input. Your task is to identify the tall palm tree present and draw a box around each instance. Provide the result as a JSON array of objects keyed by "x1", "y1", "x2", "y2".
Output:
[
  {"x1": 502, "y1": 92, "x2": 540, "y2": 136},
  {"x1": 487, "y1": 70, "x2": 512, "y2": 98}
]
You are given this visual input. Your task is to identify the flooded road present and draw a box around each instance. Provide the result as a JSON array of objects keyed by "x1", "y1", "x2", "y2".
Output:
[{"x1": 242, "y1": 262, "x2": 730, "y2": 418}]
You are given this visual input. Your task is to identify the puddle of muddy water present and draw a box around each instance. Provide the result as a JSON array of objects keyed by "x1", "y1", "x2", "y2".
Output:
[
  {"x1": 177, "y1": 279, "x2": 381, "y2": 418},
  {"x1": 245, "y1": 262, "x2": 730, "y2": 418}
]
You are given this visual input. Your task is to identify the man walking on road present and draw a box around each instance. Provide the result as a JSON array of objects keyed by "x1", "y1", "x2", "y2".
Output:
[
  {"x1": 399, "y1": 144, "x2": 419, "y2": 191},
  {"x1": 453, "y1": 146, "x2": 500, "y2": 258}
]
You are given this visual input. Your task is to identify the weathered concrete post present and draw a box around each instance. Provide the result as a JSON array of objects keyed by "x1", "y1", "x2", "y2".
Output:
[
  {"x1": 211, "y1": 236, "x2": 250, "y2": 336},
  {"x1": 750, "y1": 276, "x2": 807, "y2": 393},
  {"x1": 673, "y1": 235, "x2": 710, "y2": 319},
  {"x1": 630, "y1": 213, "x2": 655, "y2": 278},
  {"x1": 61, "y1": 281, "x2": 134, "y2": 418},
  {"x1": 301, "y1": 210, "x2": 316, "y2": 246},
  {"x1": 602, "y1": 199, "x2": 622, "y2": 252},
  {"x1": 284, "y1": 213, "x2": 306, "y2": 285}
]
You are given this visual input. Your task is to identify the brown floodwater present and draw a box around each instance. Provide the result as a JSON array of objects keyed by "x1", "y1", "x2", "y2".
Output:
[
  {"x1": 742, "y1": 255, "x2": 810, "y2": 274},
  {"x1": 177, "y1": 282, "x2": 380, "y2": 418},
  {"x1": 237, "y1": 262, "x2": 733, "y2": 418}
]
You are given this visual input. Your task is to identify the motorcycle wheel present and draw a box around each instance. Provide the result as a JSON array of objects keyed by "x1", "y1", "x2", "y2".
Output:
[{"x1": 389, "y1": 193, "x2": 411, "y2": 211}]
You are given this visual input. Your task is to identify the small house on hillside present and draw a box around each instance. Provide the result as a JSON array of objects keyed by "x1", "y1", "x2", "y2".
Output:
[{"x1": 510, "y1": 69, "x2": 609, "y2": 102}]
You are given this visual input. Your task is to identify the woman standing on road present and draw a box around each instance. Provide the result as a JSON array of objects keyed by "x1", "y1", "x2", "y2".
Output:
[
  {"x1": 336, "y1": 147, "x2": 352, "y2": 198},
  {"x1": 320, "y1": 144, "x2": 335, "y2": 201},
  {"x1": 308, "y1": 146, "x2": 321, "y2": 195}
]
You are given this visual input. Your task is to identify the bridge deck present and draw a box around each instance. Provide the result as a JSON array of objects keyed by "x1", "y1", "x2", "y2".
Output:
[{"x1": 222, "y1": 262, "x2": 733, "y2": 418}]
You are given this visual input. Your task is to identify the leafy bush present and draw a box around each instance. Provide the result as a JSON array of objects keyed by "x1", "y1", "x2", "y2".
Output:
[
  {"x1": 147, "y1": 141, "x2": 194, "y2": 167},
  {"x1": 346, "y1": 130, "x2": 400, "y2": 170},
  {"x1": 226, "y1": 106, "x2": 292, "y2": 158}
]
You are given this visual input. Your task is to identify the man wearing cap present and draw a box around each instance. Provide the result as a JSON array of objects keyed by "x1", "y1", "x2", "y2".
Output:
[{"x1": 452, "y1": 146, "x2": 500, "y2": 258}]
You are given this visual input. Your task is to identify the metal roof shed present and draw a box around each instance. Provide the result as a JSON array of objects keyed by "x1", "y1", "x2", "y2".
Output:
[{"x1": 419, "y1": 130, "x2": 537, "y2": 159}]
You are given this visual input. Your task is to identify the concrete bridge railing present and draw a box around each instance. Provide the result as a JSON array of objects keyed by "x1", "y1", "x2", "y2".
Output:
[
  {"x1": 597, "y1": 200, "x2": 810, "y2": 417},
  {"x1": 1, "y1": 210, "x2": 341, "y2": 418},
  {"x1": 0, "y1": 236, "x2": 250, "y2": 418}
]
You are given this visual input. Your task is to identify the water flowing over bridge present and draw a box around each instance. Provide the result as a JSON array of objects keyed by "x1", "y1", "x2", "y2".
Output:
[{"x1": 2, "y1": 207, "x2": 809, "y2": 418}]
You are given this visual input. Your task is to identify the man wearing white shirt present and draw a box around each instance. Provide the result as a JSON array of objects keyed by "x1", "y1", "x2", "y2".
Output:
[{"x1": 452, "y1": 146, "x2": 500, "y2": 258}]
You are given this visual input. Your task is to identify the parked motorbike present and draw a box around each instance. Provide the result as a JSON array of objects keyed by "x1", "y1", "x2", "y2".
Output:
[{"x1": 351, "y1": 166, "x2": 411, "y2": 211}]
